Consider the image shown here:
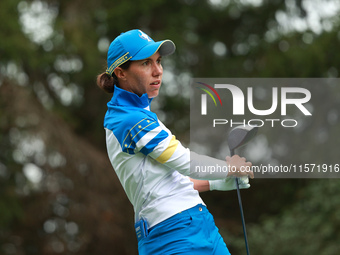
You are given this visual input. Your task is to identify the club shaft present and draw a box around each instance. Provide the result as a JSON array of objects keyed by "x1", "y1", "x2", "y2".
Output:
[{"x1": 231, "y1": 149, "x2": 250, "y2": 255}]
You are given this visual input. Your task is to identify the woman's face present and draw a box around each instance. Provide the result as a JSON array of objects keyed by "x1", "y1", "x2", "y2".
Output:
[{"x1": 117, "y1": 52, "x2": 163, "y2": 98}]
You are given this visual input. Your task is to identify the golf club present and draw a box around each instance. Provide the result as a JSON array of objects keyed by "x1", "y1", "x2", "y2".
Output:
[{"x1": 227, "y1": 125, "x2": 258, "y2": 255}]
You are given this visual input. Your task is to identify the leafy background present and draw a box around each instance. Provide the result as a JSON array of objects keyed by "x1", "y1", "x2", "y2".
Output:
[{"x1": 1, "y1": 0, "x2": 340, "y2": 254}]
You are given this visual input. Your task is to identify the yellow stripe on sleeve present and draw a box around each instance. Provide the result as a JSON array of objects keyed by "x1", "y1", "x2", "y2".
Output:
[{"x1": 155, "y1": 135, "x2": 179, "y2": 164}]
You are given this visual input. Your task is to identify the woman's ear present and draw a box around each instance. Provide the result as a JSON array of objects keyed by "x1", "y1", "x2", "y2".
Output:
[{"x1": 114, "y1": 67, "x2": 126, "y2": 80}]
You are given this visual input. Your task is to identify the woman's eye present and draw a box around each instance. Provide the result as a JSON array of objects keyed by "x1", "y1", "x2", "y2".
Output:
[{"x1": 143, "y1": 61, "x2": 149, "y2": 66}]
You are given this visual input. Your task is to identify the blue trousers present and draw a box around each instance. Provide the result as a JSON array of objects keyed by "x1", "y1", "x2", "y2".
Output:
[{"x1": 137, "y1": 204, "x2": 231, "y2": 255}]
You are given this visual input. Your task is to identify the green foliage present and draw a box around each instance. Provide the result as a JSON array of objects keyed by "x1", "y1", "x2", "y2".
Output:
[
  {"x1": 0, "y1": 0, "x2": 29, "y2": 62},
  {"x1": 224, "y1": 179, "x2": 340, "y2": 254}
]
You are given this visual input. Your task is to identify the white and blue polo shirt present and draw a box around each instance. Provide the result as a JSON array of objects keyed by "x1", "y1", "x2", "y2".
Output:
[{"x1": 104, "y1": 86, "x2": 204, "y2": 228}]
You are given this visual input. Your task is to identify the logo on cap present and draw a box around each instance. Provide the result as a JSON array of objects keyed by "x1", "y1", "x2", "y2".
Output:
[{"x1": 139, "y1": 30, "x2": 152, "y2": 42}]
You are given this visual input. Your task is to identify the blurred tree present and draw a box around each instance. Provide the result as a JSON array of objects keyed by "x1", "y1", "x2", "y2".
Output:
[{"x1": 222, "y1": 178, "x2": 340, "y2": 255}]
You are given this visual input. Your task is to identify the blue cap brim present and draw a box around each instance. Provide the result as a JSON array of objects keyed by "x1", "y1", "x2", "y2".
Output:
[{"x1": 131, "y1": 40, "x2": 175, "y2": 60}]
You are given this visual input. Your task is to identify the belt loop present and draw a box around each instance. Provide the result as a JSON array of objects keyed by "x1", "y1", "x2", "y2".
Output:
[{"x1": 135, "y1": 218, "x2": 148, "y2": 242}]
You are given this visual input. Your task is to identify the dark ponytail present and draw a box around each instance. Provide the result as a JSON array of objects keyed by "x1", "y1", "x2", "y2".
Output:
[
  {"x1": 96, "y1": 72, "x2": 116, "y2": 93},
  {"x1": 96, "y1": 60, "x2": 132, "y2": 94}
]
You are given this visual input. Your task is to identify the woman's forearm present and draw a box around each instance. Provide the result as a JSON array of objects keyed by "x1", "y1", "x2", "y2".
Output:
[{"x1": 189, "y1": 178, "x2": 210, "y2": 193}]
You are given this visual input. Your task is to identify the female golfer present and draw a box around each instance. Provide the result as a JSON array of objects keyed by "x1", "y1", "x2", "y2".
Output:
[{"x1": 97, "y1": 29, "x2": 253, "y2": 255}]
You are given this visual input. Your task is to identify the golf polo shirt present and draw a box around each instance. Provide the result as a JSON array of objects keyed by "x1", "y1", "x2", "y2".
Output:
[{"x1": 104, "y1": 86, "x2": 204, "y2": 228}]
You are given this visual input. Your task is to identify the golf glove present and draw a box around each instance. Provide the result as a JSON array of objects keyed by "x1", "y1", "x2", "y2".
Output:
[{"x1": 209, "y1": 176, "x2": 250, "y2": 191}]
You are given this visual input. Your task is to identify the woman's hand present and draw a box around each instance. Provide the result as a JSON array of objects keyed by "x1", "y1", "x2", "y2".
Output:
[{"x1": 226, "y1": 155, "x2": 254, "y2": 179}]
